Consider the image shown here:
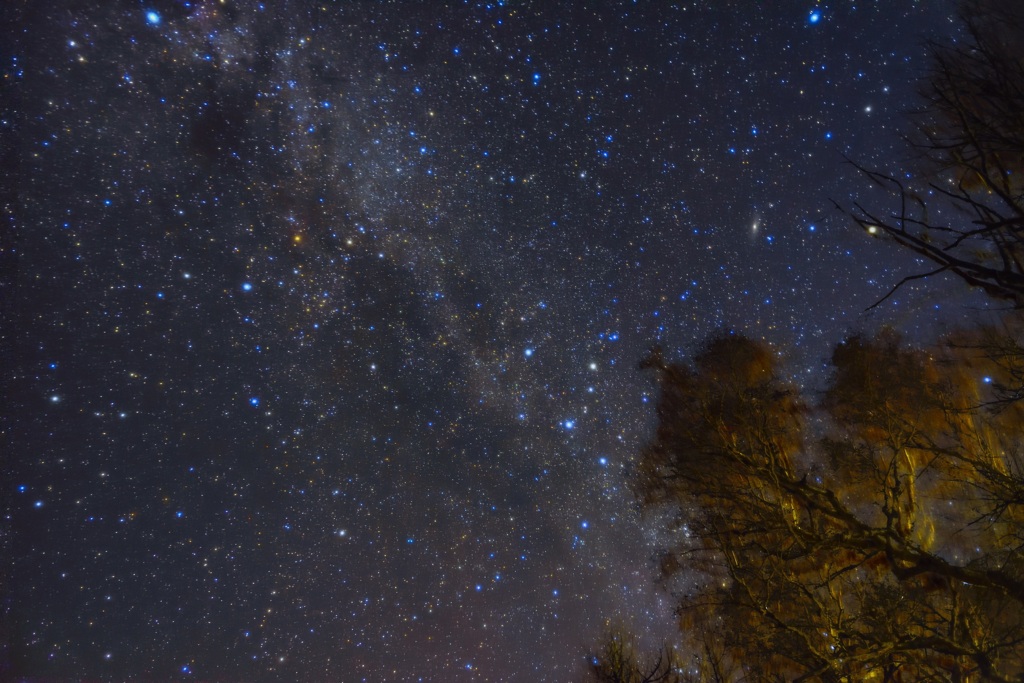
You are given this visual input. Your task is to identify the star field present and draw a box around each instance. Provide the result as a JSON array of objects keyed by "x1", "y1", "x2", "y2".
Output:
[{"x1": 6, "y1": 2, "x2": 974, "y2": 681}]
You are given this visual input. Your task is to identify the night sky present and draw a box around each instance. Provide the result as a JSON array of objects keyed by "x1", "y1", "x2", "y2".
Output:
[{"x1": 5, "y1": 1, "x2": 982, "y2": 681}]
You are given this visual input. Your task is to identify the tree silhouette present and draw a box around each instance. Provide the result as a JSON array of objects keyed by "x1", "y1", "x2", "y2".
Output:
[
  {"x1": 587, "y1": 626, "x2": 745, "y2": 683},
  {"x1": 844, "y1": 0, "x2": 1024, "y2": 307},
  {"x1": 589, "y1": 631, "x2": 688, "y2": 683}
]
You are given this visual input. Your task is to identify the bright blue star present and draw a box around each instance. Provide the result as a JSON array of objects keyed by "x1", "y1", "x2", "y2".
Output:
[
  {"x1": 808, "y1": 10, "x2": 821, "y2": 23},
  {"x1": 563, "y1": 420, "x2": 575, "y2": 430},
  {"x1": 145, "y1": 10, "x2": 161, "y2": 25},
  {"x1": 241, "y1": 282, "x2": 253, "y2": 292},
  {"x1": 249, "y1": 397, "x2": 260, "y2": 407},
  {"x1": 524, "y1": 348, "x2": 534, "y2": 358}
]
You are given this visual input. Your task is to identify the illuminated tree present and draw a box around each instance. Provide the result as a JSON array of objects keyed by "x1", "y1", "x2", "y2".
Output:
[
  {"x1": 845, "y1": 0, "x2": 1024, "y2": 306},
  {"x1": 613, "y1": 331, "x2": 1024, "y2": 682}
]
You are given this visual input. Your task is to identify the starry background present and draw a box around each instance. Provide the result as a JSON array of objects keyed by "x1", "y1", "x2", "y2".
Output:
[{"x1": 5, "y1": 1, "x2": 978, "y2": 681}]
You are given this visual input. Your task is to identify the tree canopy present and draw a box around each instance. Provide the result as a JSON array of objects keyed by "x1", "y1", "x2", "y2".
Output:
[{"x1": 606, "y1": 329, "x2": 1024, "y2": 682}]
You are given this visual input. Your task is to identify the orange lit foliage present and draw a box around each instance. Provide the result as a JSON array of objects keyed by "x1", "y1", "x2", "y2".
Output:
[{"x1": 633, "y1": 329, "x2": 1024, "y2": 682}]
